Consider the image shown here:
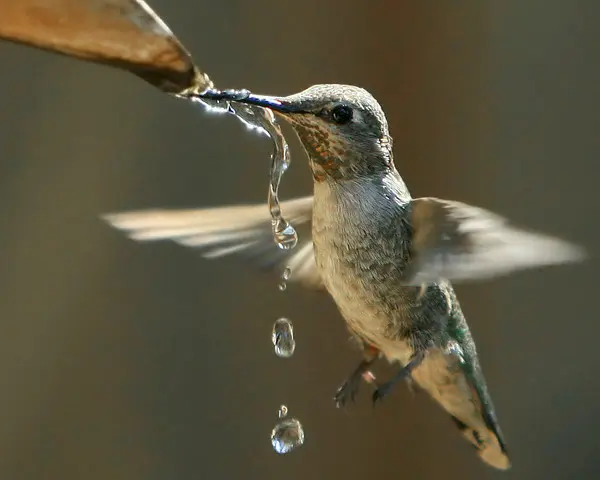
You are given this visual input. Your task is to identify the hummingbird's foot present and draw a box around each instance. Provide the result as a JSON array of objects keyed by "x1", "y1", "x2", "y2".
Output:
[
  {"x1": 372, "y1": 350, "x2": 425, "y2": 405},
  {"x1": 334, "y1": 357, "x2": 377, "y2": 408},
  {"x1": 334, "y1": 344, "x2": 380, "y2": 408}
]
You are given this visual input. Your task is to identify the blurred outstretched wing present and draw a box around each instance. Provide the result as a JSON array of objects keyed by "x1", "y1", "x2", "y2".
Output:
[
  {"x1": 103, "y1": 196, "x2": 323, "y2": 289},
  {"x1": 405, "y1": 196, "x2": 586, "y2": 284}
]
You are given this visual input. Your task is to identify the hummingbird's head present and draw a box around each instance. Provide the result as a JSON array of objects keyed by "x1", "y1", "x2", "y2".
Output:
[{"x1": 228, "y1": 84, "x2": 394, "y2": 181}]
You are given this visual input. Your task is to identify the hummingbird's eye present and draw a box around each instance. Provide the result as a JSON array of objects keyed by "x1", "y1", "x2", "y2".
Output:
[{"x1": 331, "y1": 105, "x2": 353, "y2": 125}]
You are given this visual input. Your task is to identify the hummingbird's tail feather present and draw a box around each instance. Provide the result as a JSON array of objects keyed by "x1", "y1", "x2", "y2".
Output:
[
  {"x1": 412, "y1": 346, "x2": 510, "y2": 470},
  {"x1": 102, "y1": 196, "x2": 323, "y2": 289},
  {"x1": 449, "y1": 413, "x2": 509, "y2": 470}
]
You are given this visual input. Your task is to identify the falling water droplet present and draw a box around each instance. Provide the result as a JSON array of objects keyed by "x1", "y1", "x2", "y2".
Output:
[
  {"x1": 282, "y1": 266, "x2": 292, "y2": 280},
  {"x1": 278, "y1": 405, "x2": 288, "y2": 419},
  {"x1": 272, "y1": 318, "x2": 295, "y2": 358},
  {"x1": 272, "y1": 218, "x2": 298, "y2": 251},
  {"x1": 271, "y1": 417, "x2": 305, "y2": 454},
  {"x1": 278, "y1": 266, "x2": 292, "y2": 291}
]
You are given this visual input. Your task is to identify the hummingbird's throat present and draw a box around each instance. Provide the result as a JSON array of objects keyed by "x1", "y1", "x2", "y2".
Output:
[
  {"x1": 289, "y1": 120, "x2": 347, "y2": 181},
  {"x1": 307, "y1": 143, "x2": 352, "y2": 182},
  {"x1": 310, "y1": 158, "x2": 344, "y2": 182}
]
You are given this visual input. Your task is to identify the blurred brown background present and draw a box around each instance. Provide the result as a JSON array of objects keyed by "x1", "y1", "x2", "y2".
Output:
[{"x1": 0, "y1": 0, "x2": 598, "y2": 479}]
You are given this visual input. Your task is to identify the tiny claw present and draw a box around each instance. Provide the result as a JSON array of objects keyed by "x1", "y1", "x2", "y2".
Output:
[
  {"x1": 371, "y1": 383, "x2": 393, "y2": 406},
  {"x1": 334, "y1": 380, "x2": 359, "y2": 408},
  {"x1": 334, "y1": 358, "x2": 378, "y2": 409}
]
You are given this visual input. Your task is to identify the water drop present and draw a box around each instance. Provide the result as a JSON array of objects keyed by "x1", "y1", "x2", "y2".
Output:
[
  {"x1": 272, "y1": 219, "x2": 298, "y2": 251},
  {"x1": 282, "y1": 266, "x2": 292, "y2": 281},
  {"x1": 271, "y1": 417, "x2": 305, "y2": 454},
  {"x1": 278, "y1": 405, "x2": 288, "y2": 419},
  {"x1": 272, "y1": 318, "x2": 295, "y2": 358},
  {"x1": 278, "y1": 266, "x2": 292, "y2": 291}
]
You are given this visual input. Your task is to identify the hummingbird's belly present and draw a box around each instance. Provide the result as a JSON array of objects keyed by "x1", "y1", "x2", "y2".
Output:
[{"x1": 315, "y1": 247, "x2": 415, "y2": 364}]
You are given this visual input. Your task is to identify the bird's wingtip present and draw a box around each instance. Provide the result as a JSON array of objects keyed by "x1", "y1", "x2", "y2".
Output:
[
  {"x1": 100, "y1": 211, "x2": 165, "y2": 233},
  {"x1": 550, "y1": 238, "x2": 588, "y2": 265},
  {"x1": 100, "y1": 211, "x2": 159, "y2": 242},
  {"x1": 100, "y1": 212, "x2": 127, "y2": 229},
  {"x1": 568, "y1": 243, "x2": 588, "y2": 262}
]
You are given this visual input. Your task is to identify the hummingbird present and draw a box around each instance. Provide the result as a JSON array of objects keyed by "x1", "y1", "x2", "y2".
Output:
[{"x1": 104, "y1": 84, "x2": 585, "y2": 470}]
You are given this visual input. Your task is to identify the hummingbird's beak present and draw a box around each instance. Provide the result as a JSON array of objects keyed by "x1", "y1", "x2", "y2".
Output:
[{"x1": 197, "y1": 88, "x2": 305, "y2": 115}]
